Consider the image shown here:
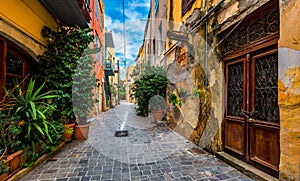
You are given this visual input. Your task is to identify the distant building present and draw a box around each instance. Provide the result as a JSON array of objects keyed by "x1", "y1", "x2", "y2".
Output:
[
  {"x1": 104, "y1": 29, "x2": 119, "y2": 108},
  {"x1": 143, "y1": 0, "x2": 168, "y2": 67},
  {"x1": 125, "y1": 66, "x2": 135, "y2": 103}
]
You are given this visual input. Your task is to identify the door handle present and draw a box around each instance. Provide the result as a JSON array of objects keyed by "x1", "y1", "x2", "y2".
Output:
[
  {"x1": 248, "y1": 118, "x2": 254, "y2": 123},
  {"x1": 241, "y1": 109, "x2": 250, "y2": 117}
]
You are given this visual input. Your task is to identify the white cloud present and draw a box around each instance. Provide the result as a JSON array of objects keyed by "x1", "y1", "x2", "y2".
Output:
[
  {"x1": 128, "y1": 0, "x2": 150, "y2": 8},
  {"x1": 104, "y1": 0, "x2": 149, "y2": 79},
  {"x1": 105, "y1": 18, "x2": 146, "y2": 66}
]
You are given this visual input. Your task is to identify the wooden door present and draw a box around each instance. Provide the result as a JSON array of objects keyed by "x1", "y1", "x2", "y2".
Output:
[
  {"x1": 249, "y1": 48, "x2": 280, "y2": 176},
  {"x1": 224, "y1": 45, "x2": 279, "y2": 177}
]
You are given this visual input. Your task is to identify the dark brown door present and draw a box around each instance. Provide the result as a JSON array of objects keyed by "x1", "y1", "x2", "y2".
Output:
[{"x1": 224, "y1": 45, "x2": 279, "y2": 177}]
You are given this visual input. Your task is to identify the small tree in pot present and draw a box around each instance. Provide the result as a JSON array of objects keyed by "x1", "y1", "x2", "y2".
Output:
[{"x1": 72, "y1": 46, "x2": 97, "y2": 140}]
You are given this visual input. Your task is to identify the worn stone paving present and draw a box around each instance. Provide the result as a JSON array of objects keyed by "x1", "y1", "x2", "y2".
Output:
[{"x1": 20, "y1": 101, "x2": 252, "y2": 181}]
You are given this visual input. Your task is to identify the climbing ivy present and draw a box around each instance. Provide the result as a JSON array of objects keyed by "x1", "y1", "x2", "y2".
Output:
[{"x1": 36, "y1": 26, "x2": 94, "y2": 124}]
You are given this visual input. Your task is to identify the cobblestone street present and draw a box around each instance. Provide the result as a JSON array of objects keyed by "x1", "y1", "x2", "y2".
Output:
[{"x1": 20, "y1": 101, "x2": 252, "y2": 181}]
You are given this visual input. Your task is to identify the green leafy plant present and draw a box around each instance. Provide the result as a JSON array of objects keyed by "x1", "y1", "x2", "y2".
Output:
[
  {"x1": 190, "y1": 87, "x2": 205, "y2": 99},
  {"x1": 149, "y1": 95, "x2": 166, "y2": 111},
  {"x1": 36, "y1": 26, "x2": 94, "y2": 124},
  {"x1": 9, "y1": 78, "x2": 58, "y2": 149},
  {"x1": 0, "y1": 145, "x2": 9, "y2": 175},
  {"x1": 72, "y1": 46, "x2": 97, "y2": 124},
  {"x1": 0, "y1": 161, "x2": 9, "y2": 175},
  {"x1": 119, "y1": 83, "x2": 126, "y2": 100},
  {"x1": 20, "y1": 145, "x2": 40, "y2": 168},
  {"x1": 41, "y1": 123, "x2": 64, "y2": 153},
  {"x1": 169, "y1": 93, "x2": 182, "y2": 107},
  {"x1": 134, "y1": 65, "x2": 167, "y2": 116}
]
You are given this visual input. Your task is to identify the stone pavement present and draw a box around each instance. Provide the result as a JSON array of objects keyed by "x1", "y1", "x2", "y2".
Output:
[{"x1": 20, "y1": 101, "x2": 253, "y2": 181}]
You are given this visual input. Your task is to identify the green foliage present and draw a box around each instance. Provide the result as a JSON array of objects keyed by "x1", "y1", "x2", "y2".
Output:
[
  {"x1": 0, "y1": 146, "x2": 9, "y2": 175},
  {"x1": 20, "y1": 145, "x2": 40, "y2": 168},
  {"x1": 190, "y1": 87, "x2": 205, "y2": 99},
  {"x1": 0, "y1": 78, "x2": 63, "y2": 169},
  {"x1": 36, "y1": 26, "x2": 94, "y2": 124},
  {"x1": 0, "y1": 160, "x2": 9, "y2": 175},
  {"x1": 41, "y1": 123, "x2": 64, "y2": 154},
  {"x1": 169, "y1": 93, "x2": 182, "y2": 107},
  {"x1": 119, "y1": 83, "x2": 126, "y2": 100},
  {"x1": 134, "y1": 66, "x2": 167, "y2": 116},
  {"x1": 109, "y1": 85, "x2": 117, "y2": 97},
  {"x1": 72, "y1": 46, "x2": 97, "y2": 124},
  {"x1": 9, "y1": 79, "x2": 58, "y2": 146},
  {"x1": 0, "y1": 111, "x2": 21, "y2": 154}
]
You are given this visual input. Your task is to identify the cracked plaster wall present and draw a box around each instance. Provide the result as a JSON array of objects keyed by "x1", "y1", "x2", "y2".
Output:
[
  {"x1": 278, "y1": 0, "x2": 300, "y2": 180},
  {"x1": 166, "y1": 1, "x2": 300, "y2": 178}
]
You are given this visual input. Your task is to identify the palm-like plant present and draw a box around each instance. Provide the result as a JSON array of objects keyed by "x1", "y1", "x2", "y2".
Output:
[{"x1": 10, "y1": 78, "x2": 58, "y2": 144}]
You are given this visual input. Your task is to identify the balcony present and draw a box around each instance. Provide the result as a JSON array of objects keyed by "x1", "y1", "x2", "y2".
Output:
[
  {"x1": 39, "y1": 0, "x2": 91, "y2": 28},
  {"x1": 104, "y1": 62, "x2": 114, "y2": 76},
  {"x1": 76, "y1": 0, "x2": 92, "y2": 22}
]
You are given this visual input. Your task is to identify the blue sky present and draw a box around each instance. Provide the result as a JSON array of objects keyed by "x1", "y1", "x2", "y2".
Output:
[{"x1": 103, "y1": 0, "x2": 150, "y2": 79}]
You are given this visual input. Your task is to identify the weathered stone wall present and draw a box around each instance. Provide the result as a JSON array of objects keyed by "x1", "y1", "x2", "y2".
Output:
[
  {"x1": 166, "y1": 0, "x2": 273, "y2": 153},
  {"x1": 278, "y1": 0, "x2": 300, "y2": 180},
  {"x1": 167, "y1": 1, "x2": 300, "y2": 179}
]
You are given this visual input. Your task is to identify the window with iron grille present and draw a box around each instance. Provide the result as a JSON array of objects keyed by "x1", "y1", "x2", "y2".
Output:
[{"x1": 182, "y1": 0, "x2": 195, "y2": 16}]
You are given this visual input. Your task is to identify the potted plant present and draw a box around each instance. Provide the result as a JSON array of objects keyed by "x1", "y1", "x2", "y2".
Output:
[
  {"x1": 72, "y1": 45, "x2": 97, "y2": 140},
  {"x1": 133, "y1": 65, "x2": 168, "y2": 117},
  {"x1": 62, "y1": 121, "x2": 75, "y2": 142},
  {"x1": 0, "y1": 85, "x2": 23, "y2": 180},
  {"x1": 149, "y1": 95, "x2": 166, "y2": 121}
]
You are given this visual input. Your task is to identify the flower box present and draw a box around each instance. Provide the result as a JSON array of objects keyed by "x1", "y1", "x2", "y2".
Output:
[{"x1": 0, "y1": 150, "x2": 23, "y2": 181}]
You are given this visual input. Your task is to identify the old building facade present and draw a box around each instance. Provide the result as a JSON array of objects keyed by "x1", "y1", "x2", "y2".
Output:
[
  {"x1": 0, "y1": 0, "x2": 91, "y2": 93},
  {"x1": 140, "y1": 0, "x2": 300, "y2": 179},
  {"x1": 126, "y1": 66, "x2": 136, "y2": 103},
  {"x1": 91, "y1": 0, "x2": 105, "y2": 113}
]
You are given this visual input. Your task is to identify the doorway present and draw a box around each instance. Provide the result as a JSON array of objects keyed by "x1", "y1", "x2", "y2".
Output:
[{"x1": 222, "y1": 1, "x2": 280, "y2": 177}]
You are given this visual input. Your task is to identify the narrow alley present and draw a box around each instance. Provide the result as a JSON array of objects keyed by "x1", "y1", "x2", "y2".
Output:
[{"x1": 20, "y1": 101, "x2": 252, "y2": 181}]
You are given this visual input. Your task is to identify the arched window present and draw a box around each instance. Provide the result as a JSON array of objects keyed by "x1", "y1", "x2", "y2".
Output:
[{"x1": 0, "y1": 36, "x2": 36, "y2": 94}]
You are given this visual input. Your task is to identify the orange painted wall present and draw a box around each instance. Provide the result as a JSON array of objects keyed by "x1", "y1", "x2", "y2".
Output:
[{"x1": 90, "y1": 0, "x2": 105, "y2": 112}]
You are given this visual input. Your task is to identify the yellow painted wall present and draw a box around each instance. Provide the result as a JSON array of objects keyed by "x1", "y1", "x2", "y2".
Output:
[
  {"x1": 0, "y1": 0, "x2": 57, "y2": 45},
  {"x1": 278, "y1": 0, "x2": 300, "y2": 180},
  {"x1": 167, "y1": 0, "x2": 221, "y2": 50}
]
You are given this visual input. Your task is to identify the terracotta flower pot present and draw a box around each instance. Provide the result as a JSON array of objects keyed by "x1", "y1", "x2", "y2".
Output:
[
  {"x1": 74, "y1": 124, "x2": 90, "y2": 140},
  {"x1": 153, "y1": 110, "x2": 164, "y2": 121},
  {"x1": 7, "y1": 150, "x2": 23, "y2": 173},
  {"x1": 62, "y1": 123, "x2": 75, "y2": 142}
]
